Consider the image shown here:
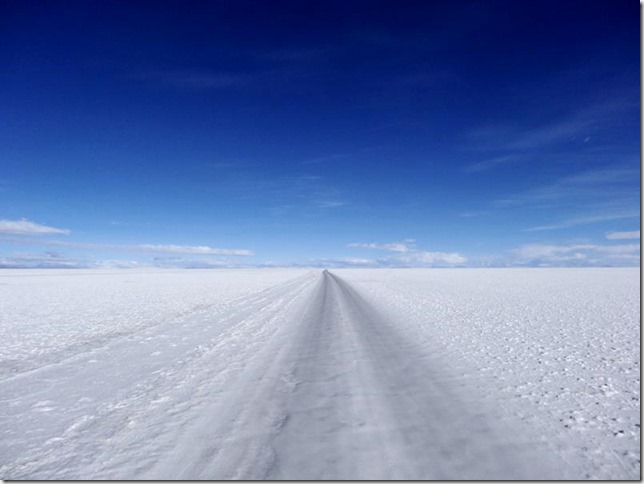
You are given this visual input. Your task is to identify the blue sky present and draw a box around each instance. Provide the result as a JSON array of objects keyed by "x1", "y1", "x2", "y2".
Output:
[{"x1": 0, "y1": 0, "x2": 640, "y2": 268}]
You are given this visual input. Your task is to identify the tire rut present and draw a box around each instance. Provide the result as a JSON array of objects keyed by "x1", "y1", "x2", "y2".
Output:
[{"x1": 266, "y1": 270, "x2": 564, "y2": 479}]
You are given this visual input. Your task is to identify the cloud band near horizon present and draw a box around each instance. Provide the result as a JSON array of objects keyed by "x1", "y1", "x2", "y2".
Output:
[{"x1": 0, "y1": 236, "x2": 254, "y2": 256}]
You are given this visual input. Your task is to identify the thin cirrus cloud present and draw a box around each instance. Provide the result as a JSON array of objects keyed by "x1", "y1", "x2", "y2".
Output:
[
  {"x1": 135, "y1": 244, "x2": 254, "y2": 256},
  {"x1": 394, "y1": 250, "x2": 467, "y2": 266},
  {"x1": 347, "y1": 240, "x2": 415, "y2": 253},
  {"x1": 0, "y1": 252, "x2": 141, "y2": 269},
  {"x1": 495, "y1": 167, "x2": 637, "y2": 208},
  {"x1": 347, "y1": 239, "x2": 467, "y2": 266},
  {"x1": 152, "y1": 257, "x2": 242, "y2": 269},
  {"x1": 606, "y1": 231, "x2": 640, "y2": 240},
  {"x1": 512, "y1": 243, "x2": 640, "y2": 266},
  {"x1": 0, "y1": 237, "x2": 254, "y2": 257},
  {"x1": 0, "y1": 219, "x2": 71, "y2": 236},
  {"x1": 525, "y1": 212, "x2": 639, "y2": 232},
  {"x1": 469, "y1": 97, "x2": 635, "y2": 154},
  {"x1": 487, "y1": 166, "x2": 639, "y2": 232},
  {"x1": 462, "y1": 155, "x2": 524, "y2": 174},
  {"x1": 463, "y1": 94, "x2": 637, "y2": 176},
  {"x1": 316, "y1": 200, "x2": 346, "y2": 209},
  {"x1": 507, "y1": 99, "x2": 636, "y2": 151}
]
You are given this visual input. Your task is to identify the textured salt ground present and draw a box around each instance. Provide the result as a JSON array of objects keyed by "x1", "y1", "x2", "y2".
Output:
[{"x1": 0, "y1": 268, "x2": 639, "y2": 479}]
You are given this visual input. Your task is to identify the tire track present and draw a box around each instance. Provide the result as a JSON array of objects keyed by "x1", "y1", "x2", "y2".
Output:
[{"x1": 266, "y1": 270, "x2": 566, "y2": 479}]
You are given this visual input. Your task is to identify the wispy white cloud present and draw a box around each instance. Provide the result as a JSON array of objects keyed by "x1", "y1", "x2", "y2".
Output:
[
  {"x1": 136, "y1": 244, "x2": 253, "y2": 256},
  {"x1": 0, "y1": 237, "x2": 254, "y2": 256},
  {"x1": 0, "y1": 219, "x2": 70, "y2": 236},
  {"x1": 512, "y1": 242, "x2": 640, "y2": 266},
  {"x1": 347, "y1": 239, "x2": 415, "y2": 253},
  {"x1": 591, "y1": 244, "x2": 640, "y2": 254},
  {"x1": 495, "y1": 167, "x2": 637, "y2": 208},
  {"x1": 309, "y1": 257, "x2": 377, "y2": 268},
  {"x1": 392, "y1": 250, "x2": 467, "y2": 266},
  {"x1": 525, "y1": 212, "x2": 639, "y2": 232},
  {"x1": 0, "y1": 249, "x2": 247, "y2": 269},
  {"x1": 462, "y1": 89, "x2": 638, "y2": 184},
  {"x1": 458, "y1": 210, "x2": 487, "y2": 218},
  {"x1": 0, "y1": 252, "x2": 81, "y2": 269},
  {"x1": 462, "y1": 155, "x2": 523, "y2": 174},
  {"x1": 316, "y1": 200, "x2": 346, "y2": 208},
  {"x1": 505, "y1": 117, "x2": 595, "y2": 151},
  {"x1": 0, "y1": 251, "x2": 141, "y2": 269},
  {"x1": 209, "y1": 166, "x2": 349, "y2": 214},
  {"x1": 93, "y1": 260, "x2": 142, "y2": 269},
  {"x1": 462, "y1": 88, "x2": 638, "y2": 233},
  {"x1": 347, "y1": 239, "x2": 467, "y2": 267},
  {"x1": 152, "y1": 257, "x2": 240, "y2": 269},
  {"x1": 606, "y1": 230, "x2": 640, "y2": 240},
  {"x1": 485, "y1": 166, "x2": 639, "y2": 232},
  {"x1": 469, "y1": 98, "x2": 636, "y2": 153}
]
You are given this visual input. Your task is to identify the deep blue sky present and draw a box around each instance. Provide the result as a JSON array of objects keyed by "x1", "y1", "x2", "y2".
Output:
[{"x1": 0, "y1": 0, "x2": 640, "y2": 268}]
